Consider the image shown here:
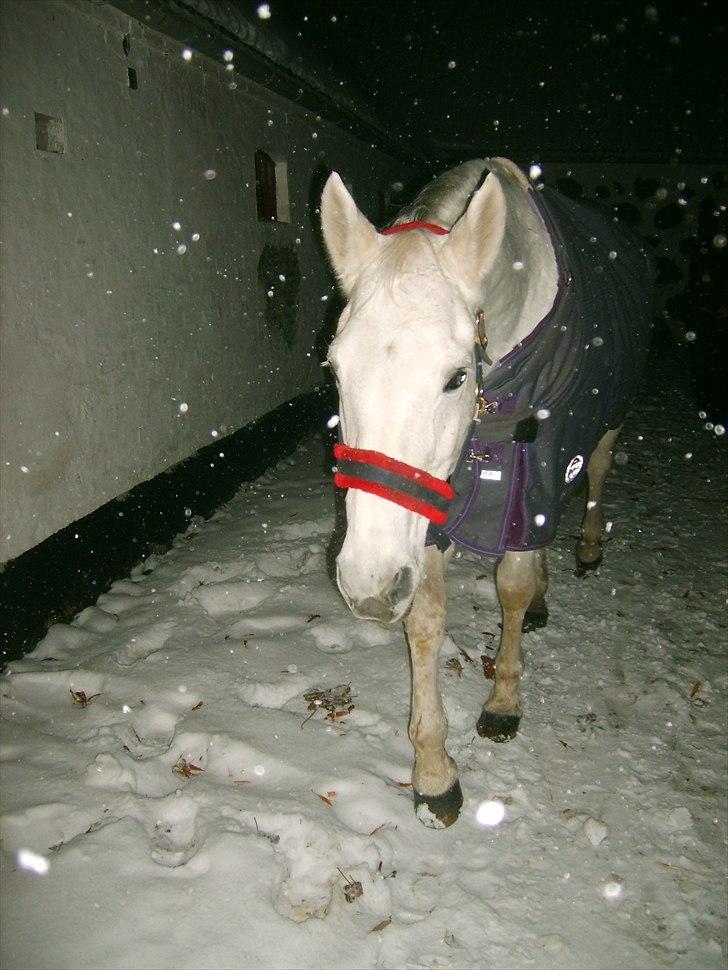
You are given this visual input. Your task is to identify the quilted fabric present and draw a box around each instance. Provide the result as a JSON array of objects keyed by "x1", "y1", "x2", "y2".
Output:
[{"x1": 430, "y1": 185, "x2": 654, "y2": 558}]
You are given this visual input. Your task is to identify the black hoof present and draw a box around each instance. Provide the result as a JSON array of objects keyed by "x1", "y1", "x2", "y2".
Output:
[
  {"x1": 574, "y1": 555, "x2": 602, "y2": 577},
  {"x1": 413, "y1": 780, "x2": 463, "y2": 828},
  {"x1": 476, "y1": 710, "x2": 521, "y2": 742},
  {"x1": 575, "y1": 541, "x2": 603, "y2": 577},
  {"x1": 523, "y1": 609, "x2": 548, "y2": 632}
]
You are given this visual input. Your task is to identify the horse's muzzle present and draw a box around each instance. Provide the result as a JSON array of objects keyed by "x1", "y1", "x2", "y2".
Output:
[{"x1": 338, "y1": 564, "x2": 415, "y2": 624}]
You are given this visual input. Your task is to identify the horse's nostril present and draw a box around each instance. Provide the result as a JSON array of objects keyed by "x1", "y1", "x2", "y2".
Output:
[{"x1": 388, "y1": 566, "x2": 414, "y2": 607}]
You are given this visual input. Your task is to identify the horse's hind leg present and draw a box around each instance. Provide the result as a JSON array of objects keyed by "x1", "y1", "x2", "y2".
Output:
[
  {"x1": 404, "y1": 544, "x2": 462, "y2": 828},
  {"x1": 523, "y1": 547, "x2": 549, "y2": 631},
  {"x1": 576, "y1": 426, "x2": 622, "y2": 571},
  {"x1": 477, "y1": 550, "x2": 538, "y2": 742}
]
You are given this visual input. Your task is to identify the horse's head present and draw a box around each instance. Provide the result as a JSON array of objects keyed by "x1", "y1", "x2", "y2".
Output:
[{"x1": 321, "y1": 171, "x2": 506, "y2": 623}]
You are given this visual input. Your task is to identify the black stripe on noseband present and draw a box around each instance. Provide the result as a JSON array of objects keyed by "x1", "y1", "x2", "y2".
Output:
[{"x1": 334, "y1": 459, "x2": 451, "y2": 513}]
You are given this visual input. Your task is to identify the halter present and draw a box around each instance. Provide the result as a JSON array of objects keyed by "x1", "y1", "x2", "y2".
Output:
[
  {"x1": 380, "y1": 220, "x2": 449, "y2": 237},
  {"x1": 332, "y1": 219, "x2": 491, "y2": 525},
  {"x1": 333, "y1": 444, "x2": 455, "y2": 525}
]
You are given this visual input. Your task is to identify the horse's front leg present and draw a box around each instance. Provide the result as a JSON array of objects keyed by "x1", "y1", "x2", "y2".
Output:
[
  {"x1": 477, "y1": 549, "x2": 542, "y2": 741},
  {"x1": 404, "y1": 544, "x2": 463, "y2": 828}
]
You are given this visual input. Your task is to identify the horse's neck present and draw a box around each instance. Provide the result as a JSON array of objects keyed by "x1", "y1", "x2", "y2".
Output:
[
  {"x1": 397, "y1": 159, "x2": 558, "y2": 365},
  {"x1": 481, "y1": 170, "x2": 558, "y2": 366}
]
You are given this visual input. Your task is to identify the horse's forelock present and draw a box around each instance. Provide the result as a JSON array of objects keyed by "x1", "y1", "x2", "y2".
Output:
[{"x1": 371, "y1": 232, "x2": 446, "y2": 295}]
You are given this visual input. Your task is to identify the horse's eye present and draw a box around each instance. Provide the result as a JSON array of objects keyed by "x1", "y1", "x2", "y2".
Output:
[{"x1": 444, "y1": 369, "x2": 467, "y2": 392}]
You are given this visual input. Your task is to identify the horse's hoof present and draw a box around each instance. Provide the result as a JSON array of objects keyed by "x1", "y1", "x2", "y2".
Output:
[
  {"x1": 477, "y1": 710, "x2": 521, "y2": 742},
  {"x1": 523, "y1": 609, "x2": 548, "y2": 632},
  {"x1": 574, "y1": 555, "x2": 602, "y2": 578},
  {"x1": 413, "y1": 781, "x2": 463, "y2": 828},
  {"x1": 575, "y1": 541, "x2": 603, "y2": 577}
]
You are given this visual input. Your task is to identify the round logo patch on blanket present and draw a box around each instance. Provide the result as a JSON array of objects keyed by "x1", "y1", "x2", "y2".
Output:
[{"x1": 565, "y1": 454, "x2": 585, "y2": 483}]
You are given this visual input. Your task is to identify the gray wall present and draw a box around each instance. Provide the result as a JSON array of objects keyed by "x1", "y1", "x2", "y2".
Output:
[{"x1": 0, "y1": 0, "x2": 406, "y2": 563}]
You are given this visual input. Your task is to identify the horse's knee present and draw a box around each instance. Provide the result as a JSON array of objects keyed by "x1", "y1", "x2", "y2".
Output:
[{"x1": 496, "y1": 552, "x2": 538, "y2": 611}]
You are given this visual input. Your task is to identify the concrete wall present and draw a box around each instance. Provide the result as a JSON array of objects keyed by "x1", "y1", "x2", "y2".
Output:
[{"x1": 0, "y1": 0, "x2": 407, "y2": 563}]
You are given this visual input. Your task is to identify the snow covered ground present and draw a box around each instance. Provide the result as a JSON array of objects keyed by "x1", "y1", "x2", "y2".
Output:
[{"x1": 1, "y1": 350, "x2": 726, "y2": 970}]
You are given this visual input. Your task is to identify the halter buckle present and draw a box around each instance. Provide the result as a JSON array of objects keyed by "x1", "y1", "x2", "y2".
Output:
[{"x1": 476, "y1": 394, "x2": 498, "y2": 419}]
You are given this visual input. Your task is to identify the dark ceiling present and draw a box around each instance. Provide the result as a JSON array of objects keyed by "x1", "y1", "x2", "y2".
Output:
[{"x1": 245, "y1": 0, "x2": 727, "y2": 165}]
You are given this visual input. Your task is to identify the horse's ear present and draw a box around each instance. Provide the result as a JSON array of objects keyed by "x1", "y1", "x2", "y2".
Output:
[
  {"x1": 443, "y1": 172, "x2": 506, "y2": 302},
  {"x1": 321, "y1": 173, "x2": 380, "y2": 297}
]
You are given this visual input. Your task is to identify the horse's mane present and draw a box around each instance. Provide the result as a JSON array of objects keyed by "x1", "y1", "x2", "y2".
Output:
[
  {"x1": 390, "y1": 160, "x2": 489, "y2": 230},
  {"x1": 370, "y1": 158, "x2": 557, "y2": 357},
  {"x1": 362, "y1": 161, "x2": 491, "y2": 296}
]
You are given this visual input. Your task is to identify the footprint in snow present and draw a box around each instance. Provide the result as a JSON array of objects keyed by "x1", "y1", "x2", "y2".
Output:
[
  {"x1": 1, "y1": 668, "x2": 107, "y2": 711},
  {"x1": 190, "y1": 581, "x2": 273, "y2": 617},
  {"x1": 170, "y1": 561, "x2": 246, "y2": 598},
  {"x1": 85, "y1": 751, "x2": 180, "y2": 798},
  {"x1": 0, "y1": 801, "x2": 101, "y2": 857},
  {"x1": 252, "y1": 546, "x2": 324, "y2": 579},
  {"x1": 28, "y1": 623, "x2": 98, "y2": 661},
  {"x1": 238, "y1": 675, "x2": 312, "y2": 710},
  {"x1": 113, "y1": 619, "x2": 178, "y2": 666},
  {"x1": 144, "y1": 792, "x2": 204, "y2": 868},
  {"x1": 255, "y1": 812, "x2": 390, "y2": 922},
  {"x1": 96, "y1": 578, "x2": 152, "y2": 614},
  {"x1": 273, "y1": 518, "x2": 331, "y2": 540},
  {"x1": 308, "y1": 619, "x2": 396, "y2": 655},
  {"x1": 72, "y1": 605, "x2": 120, "y2": 634}
]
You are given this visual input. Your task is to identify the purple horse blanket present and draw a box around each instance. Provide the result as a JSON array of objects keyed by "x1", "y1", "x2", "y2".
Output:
[{"x1": 429, "y1": 184, "x2": 653, "y2": 558}]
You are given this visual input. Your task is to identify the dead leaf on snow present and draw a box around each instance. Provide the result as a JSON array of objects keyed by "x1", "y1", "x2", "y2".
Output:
[
  {"x1": 302, "y1": 684, "x2": 355, "y2": 726},
  {"x1": 70, "y1": 689, "x2": 100, "y2": 708},
  {"x1": 172, "y1": 757, "x2": 204, "y2": 778},
  {"x1": 337, "y1": 868, "x2": 364, "y2": 903}
]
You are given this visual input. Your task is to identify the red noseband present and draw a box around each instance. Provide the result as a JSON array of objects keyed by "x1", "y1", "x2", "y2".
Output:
[{"x1": 333, "y1": 444, "x2": 454, "y2": 525}]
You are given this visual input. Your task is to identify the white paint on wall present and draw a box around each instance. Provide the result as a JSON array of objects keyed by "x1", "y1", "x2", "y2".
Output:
[{"x1": 0, "y1": 0, "x2": 406, "y2": 563}]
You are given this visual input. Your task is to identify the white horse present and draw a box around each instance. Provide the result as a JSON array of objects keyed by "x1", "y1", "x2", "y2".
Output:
[{"x1": 321, "y1": 158, "x2": 651, "y2": 827}]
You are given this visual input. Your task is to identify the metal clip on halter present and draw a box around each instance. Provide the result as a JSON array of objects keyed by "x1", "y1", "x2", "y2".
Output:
[{"x1": 476, "y1": 395, "x2": 498, "y2": 420}]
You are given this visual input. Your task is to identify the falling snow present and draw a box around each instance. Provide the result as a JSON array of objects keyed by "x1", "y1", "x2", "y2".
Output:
[{"x1": 0, "y1": 355, "x2": 725, "y2": 969}]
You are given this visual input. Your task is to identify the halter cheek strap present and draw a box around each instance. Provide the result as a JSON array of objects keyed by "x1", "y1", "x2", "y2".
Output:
[{"x1": 333, "y1": 444, "x2": 454, "y2": 525}]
